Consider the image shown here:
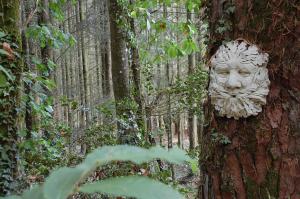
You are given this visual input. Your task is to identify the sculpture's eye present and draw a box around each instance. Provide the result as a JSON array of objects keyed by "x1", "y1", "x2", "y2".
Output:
[
  {"x1": 216, "y1": 70, "x2": 229, "y2": 76},
  {"x1": 238, "y1": 70, "x2": 251, "y2": 76}
]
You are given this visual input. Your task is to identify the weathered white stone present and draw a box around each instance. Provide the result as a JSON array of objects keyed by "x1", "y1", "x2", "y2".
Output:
[{"x1": 208, "y1": 39, "x2": 270, "y2": 119}]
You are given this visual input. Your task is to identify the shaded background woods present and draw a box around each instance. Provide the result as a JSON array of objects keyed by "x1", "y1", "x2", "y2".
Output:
[{"x1": 0, "y1": 0, "x2": 207, "y2": 197}]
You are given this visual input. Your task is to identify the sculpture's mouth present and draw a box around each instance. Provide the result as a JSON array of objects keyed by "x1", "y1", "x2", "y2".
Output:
[{"x1": 229, "y1": 92, "x2": 240, "y2": 97}]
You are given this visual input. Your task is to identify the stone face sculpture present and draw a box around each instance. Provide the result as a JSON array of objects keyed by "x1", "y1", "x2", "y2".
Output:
[{"x1": 209, "y1": 39, "x2": 270, "y2": 119}]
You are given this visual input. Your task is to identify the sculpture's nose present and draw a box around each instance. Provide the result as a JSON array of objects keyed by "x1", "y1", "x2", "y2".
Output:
[{"x1": 226, "y1": 71, "x2": 242, "y2": 90}]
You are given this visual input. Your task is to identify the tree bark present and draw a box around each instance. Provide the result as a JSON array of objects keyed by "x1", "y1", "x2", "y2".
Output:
[
  {"x1": 187, "y1": 8, "x2": 196, "y2": 150},
  {"x1": 67, "y1": 3, "x2": 73, "y2": 128},
  {"x1": 201, "y1": 0, "x2": 300, "y2": 198},
  {"x1": 163, "y1": 3, "x2": 172, "y2": 150},
  {"x1": 100, "y1": 0, "x2": 111, "y2": 99},
  {"x1": 129, "y1": 6, "x2": 146, "y2": 134},
  {"x1": 75, "y1": 1, "x2": 85, "y2": 128},
  {"x1": 78, "y1": 0, "x2": 89, "y2": 125},
  {"x1": 22, "y1": 0, "x2": 34, "y2": 137}
]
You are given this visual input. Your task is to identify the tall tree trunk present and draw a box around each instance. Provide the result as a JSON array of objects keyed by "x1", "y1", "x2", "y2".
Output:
[
  {"x1": 108, "y1": 0, "x2": 137, "y2": 144},
  {"x1": 0, "y1": 0, "x2": 21, "y2": 195},
  {"x1": 67, "y1": 3, "x2": 73, "y2": 128},
  {"x1": 165, "y1": 61, "x2": 172, "y2": 149},
  {"x1": 100, "y1": 0, "x2": 111, "y2": 99},
  {"x1": 129, "y1": 3, "x2": 146, "y2": 133},
  {"x1": 161, "y1": 3, "x2": 172, "y2": 150},
  {"x1": 94, "y1": 38, "x2": 101, "y2": 97},
  {"x1": 187, "y1": 8, "x2": 195, "y2": 150},
  {"x1": 201, "y1": 0, "x2": 300, "y2": 198},
  {"x1": 101, "y1": 42, "x2": 111, "y2": 98},
  {"x1": 39, "y1": 0, "x2": 51, "y2": 81},
  {"x1": 75, "y1": 1, "x2": 84, "y2": 128},
  {"x1": 175, "y1": 6, "x2": 182, "y2": 149},
  {"x1": 78, "y1": 0, "x2": 89, "y2": 125},
  {"x1": 22, "y1": 0, "x2": 34, "y2": 137}
]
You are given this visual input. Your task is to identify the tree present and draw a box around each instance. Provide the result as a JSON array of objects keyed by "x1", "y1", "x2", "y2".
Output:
[
  {"x1": 0, "y1": 0, "x2": 21, "y2": 195},
  {"x1": 21, "y1": 0, "x2": 34, "y2": 137},
  {"x1": 200, "y1": 1, "x2": 299, "y2": 198},
  {"x1": 78, "y1": 0, "x2": 90, "y2": 125},
  {"x1": 98, "y1": 0, "x2": 111, "y2": 100},
  {"x1": 129, "y1": 1, "x2": 146, "y2": 133},
  {"x1": 187, "y1": 7, "x2": 196, "y2": 150},
  {"x1": 108, "y1": 0, "x2": 138, "y2": 144}
]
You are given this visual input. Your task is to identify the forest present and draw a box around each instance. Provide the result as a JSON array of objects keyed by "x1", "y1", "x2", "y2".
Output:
[{"x1": 0, "y1": 0, "x2": 299, "y2": 199}]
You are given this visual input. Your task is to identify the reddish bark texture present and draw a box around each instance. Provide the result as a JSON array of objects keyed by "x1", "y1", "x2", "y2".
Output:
[{"x1": 202, "y1": 0, "x2": 300, "y2": 198}]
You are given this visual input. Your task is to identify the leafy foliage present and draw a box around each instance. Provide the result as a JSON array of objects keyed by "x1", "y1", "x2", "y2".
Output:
[
  {"x1": 18, "y1": 122, "x2": 70, "y2": 176},
  {"x1": 172, "y1": 66, "x2": 208, "y2": 115},
  {"x1": 211, "y1": 132, "x2": 231, "y2": 145},
  {"x1": 3, "y1": 145, "x2": 191, "y2": 199},
  {"x1": 0, "y1": 29, "x2": 21, "y2": 194},
  {"x1": 84, "y1": 124, "x2": 117, "y2": 152},
  {"x1": 25, "y1": 25, "x2": 76, "y2": 49}
]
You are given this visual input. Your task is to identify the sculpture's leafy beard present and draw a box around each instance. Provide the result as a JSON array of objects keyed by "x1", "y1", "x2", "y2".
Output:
[{"x1": 209, "y1": 67, "x2": 270, "y2": 119}]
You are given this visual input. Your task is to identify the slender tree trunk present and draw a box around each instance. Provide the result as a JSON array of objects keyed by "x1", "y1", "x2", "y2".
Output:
[
  {"x1": 162, "y1": 3, "x2": 172, "y2": 150},
  {"x1": 62, "y1": 20, "x2": 69, "y2": 124},
  {"x1": 0, "y1": 0, "x2": 21, "y2": 195},
  {"x1": 187, "y1": 8, "x2": 196, "y2": 150},
  {"x1": 129, "y1": 5, "x2": 146, "y2": 133},
  {"x1": 67, "y1": 3, "x2": 73, "y2": 128},
  {"x1": 75, "y1": 2, "x2": 84, "y2": 128},
  {"x1": 78, "y1": 0, "x2": 89, "y2": 125},
  {"x1": 175, "y1": 6, "x2": 182, "y2": 149},
  {"x1": 100, "y1": 0, "x2": 111, "y2": 99},
  {"x1": 201, "y1": 0, "x2": 300, "y2": 198},
  {"x1": 101, "y1": 43, "x2": 110, "y2": 98},
  {"x1": 22, "y1": 0, "x2": 34, "y2": 137},
  {"x1": 94, "y1": 39, "x2": 101, "y2": 95},
  {"x1": 165, "y1": 62, "x2": 172, "y2": 149}
]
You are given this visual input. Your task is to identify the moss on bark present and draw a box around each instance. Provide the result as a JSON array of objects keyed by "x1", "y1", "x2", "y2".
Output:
[{"x1": 0, "y1": 0, "x2": 21, "y2": 40}]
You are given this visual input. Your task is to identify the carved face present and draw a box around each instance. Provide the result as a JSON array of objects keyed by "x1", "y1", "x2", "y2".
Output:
[{"x1": 209, "y1": 40, "x2": 270, "y2": 119}]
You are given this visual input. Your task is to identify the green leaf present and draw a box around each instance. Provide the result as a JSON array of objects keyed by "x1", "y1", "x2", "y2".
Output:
[
  {"x1": 42, "y1": 26, "x2": 51, "y2": 36},
  {"x1": 23, "y1": 185, "x2": 45, "y2": 199},
  {"x1": 45, "y1": 105, "x2": 54, "y2": 113},
  {"x1": 0, "y1": 31, "x2": 6, "y2": 38},
  {"x1": 80, "y1": 176, "x2": 183, "y2": 199},
  {"x1": 43, "y1": 166, "x2": 86, "y2": 199},
  {"x1": 130, "y1": 10, "x2": 137, "y2": 18},
  {"x1": 0, "y1": 65, "x2": 15, "y2": 81},
  {"x1": 0, "y1": 72, "x2": 7, "y2": 87},
  {"x1": 71, "y1": 0, "x2": 77, "y2": 5},
  {"x1": 0, "y1": 196, "x2": 22, "y2": 199},
  {"x1": 0, "y1": 49, "x2": 9, "y2": 56},
  {"x1": 188, "y1": 159, "x2": 199, "y2": 173},
  {"x1": 182, "y1": 38, "x2": 198, "y2": 54},
  {"x1": 166, "y1": 44, "x2": 178, "y2": 58},
  {"x1": 68, "y1": 36, "x2": 76, "y2": 46},
  {"x1": 84, "y1": 145, "x2": 191, "y2": 166}
]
